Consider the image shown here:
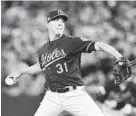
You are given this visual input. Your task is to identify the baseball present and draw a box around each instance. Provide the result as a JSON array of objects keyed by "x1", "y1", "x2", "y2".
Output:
[{"x1": 5, "y1": 77, "x2": 15, "y2": 85}]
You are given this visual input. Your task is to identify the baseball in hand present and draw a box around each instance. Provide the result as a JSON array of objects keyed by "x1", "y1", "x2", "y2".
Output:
[
  {"x1": 5, "y1": 77, "x2": 15, "y2": 85},
  {"x1": 119, "y1": 62, "x2": 124, "y2": 66}
]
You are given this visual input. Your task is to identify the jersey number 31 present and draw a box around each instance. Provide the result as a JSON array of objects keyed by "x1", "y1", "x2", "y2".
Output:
[{"x1": 56, "y1": 62, "x2": 68, "y2": 74}]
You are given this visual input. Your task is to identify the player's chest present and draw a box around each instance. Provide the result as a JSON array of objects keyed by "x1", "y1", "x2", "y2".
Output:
[
  {"x1": 39, "y1": 41, "x2": 71, "y2": 67},
  {"x1": 41, "y1": 47, "x2": 66, "y2": 64}
]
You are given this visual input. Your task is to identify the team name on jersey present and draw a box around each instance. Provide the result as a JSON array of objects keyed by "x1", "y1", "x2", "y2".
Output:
[{"x1": 41, "y1": 48, "x2": 66, "y2": 70}]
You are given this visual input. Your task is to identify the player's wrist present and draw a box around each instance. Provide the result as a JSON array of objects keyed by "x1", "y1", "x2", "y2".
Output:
[{"x1": 18, "y1": 71, "x2": 25, "y2": 77}]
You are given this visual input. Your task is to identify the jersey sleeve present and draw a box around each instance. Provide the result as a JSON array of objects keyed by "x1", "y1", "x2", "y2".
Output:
[{"x1": 70, "y1": 37, "x2": 96, "y2": 54}]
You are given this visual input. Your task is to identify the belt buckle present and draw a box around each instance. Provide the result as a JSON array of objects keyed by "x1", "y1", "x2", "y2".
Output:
[{"x1": 55, "y1": 86, "x2": 76, "y2": 93}]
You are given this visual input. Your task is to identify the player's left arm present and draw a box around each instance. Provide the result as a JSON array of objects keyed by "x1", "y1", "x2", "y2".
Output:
[
  {"x1": 93, "y1": 42, "x2": 132, "y2": 84},
  {"x1": 94, "y1": 42, "x2": 123, "y2": 59}
]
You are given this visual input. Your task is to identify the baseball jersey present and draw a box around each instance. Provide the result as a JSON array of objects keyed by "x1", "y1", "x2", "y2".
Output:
[{"x1": 38, "y1": 34, "x2": 96, "y2": 89}]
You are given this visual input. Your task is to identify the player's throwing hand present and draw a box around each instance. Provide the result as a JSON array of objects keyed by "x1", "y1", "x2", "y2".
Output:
[{"x1": 5, "y1": 72, "x2": 21, "y2": 86}]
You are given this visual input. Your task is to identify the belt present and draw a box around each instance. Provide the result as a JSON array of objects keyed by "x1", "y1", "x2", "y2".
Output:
[{"x1": 50, "y1": 86, "x2": 77, "y2": 93}]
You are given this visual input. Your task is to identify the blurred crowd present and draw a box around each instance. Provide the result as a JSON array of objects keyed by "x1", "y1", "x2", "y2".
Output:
[{"x1": 1, "y1": 1, "x2": 136, "y2": 116}]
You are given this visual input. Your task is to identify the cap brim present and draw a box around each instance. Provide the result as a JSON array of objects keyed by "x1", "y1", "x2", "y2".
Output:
[{"x1": 49, "y1": 14, "x2": 68, "y2": 22}]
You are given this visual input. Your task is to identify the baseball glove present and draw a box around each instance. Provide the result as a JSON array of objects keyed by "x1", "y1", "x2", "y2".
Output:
[{"x1": 113, "y1": 57, "x2": 132, "y2": 85}]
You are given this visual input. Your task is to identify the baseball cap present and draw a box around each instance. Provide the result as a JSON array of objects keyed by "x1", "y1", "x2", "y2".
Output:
[{"x1": 47, "y1": 9, "x2": 68, "y2": 23}]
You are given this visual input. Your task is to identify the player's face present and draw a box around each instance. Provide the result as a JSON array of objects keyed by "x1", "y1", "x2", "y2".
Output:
[{"x1": 48, "y1": 17, "x2": 65, "y2": 36}]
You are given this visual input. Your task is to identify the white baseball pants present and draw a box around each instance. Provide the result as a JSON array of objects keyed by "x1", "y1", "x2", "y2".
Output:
[{"x1": 34, "y1": 86, "x2": 106, "y2": 116}]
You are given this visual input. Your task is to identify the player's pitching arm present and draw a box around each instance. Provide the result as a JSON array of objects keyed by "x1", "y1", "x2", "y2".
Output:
[
  {"x1": 94, "y1": 42, "x2": 123, "y2": 59},
  {"x1": 5, "y1": 63, "x2": 42, "y2": 85}
]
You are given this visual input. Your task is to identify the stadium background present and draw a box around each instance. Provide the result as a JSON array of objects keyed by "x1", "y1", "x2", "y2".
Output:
[{"x1": 1, "y1": 1, "x2": 136, "y2": 116}]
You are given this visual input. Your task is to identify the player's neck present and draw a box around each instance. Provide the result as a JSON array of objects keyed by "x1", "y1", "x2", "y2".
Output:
[{"x1": 49, "y1": 32, "x2": 63, "y2": 42}]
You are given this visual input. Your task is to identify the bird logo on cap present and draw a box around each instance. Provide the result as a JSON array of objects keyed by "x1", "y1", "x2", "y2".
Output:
[{"x1": 57, "y1": 10, "x2": 61, "y2": 15}]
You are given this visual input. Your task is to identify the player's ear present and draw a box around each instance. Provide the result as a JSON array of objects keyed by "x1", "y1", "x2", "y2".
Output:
[{"x1": 46, "y1": 23, "x2": 50, "y2": 28}]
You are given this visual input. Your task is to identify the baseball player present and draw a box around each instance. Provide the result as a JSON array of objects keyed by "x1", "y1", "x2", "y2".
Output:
[{"x1": 5, "y1": 9, "x2": 131, "y2": 116}]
